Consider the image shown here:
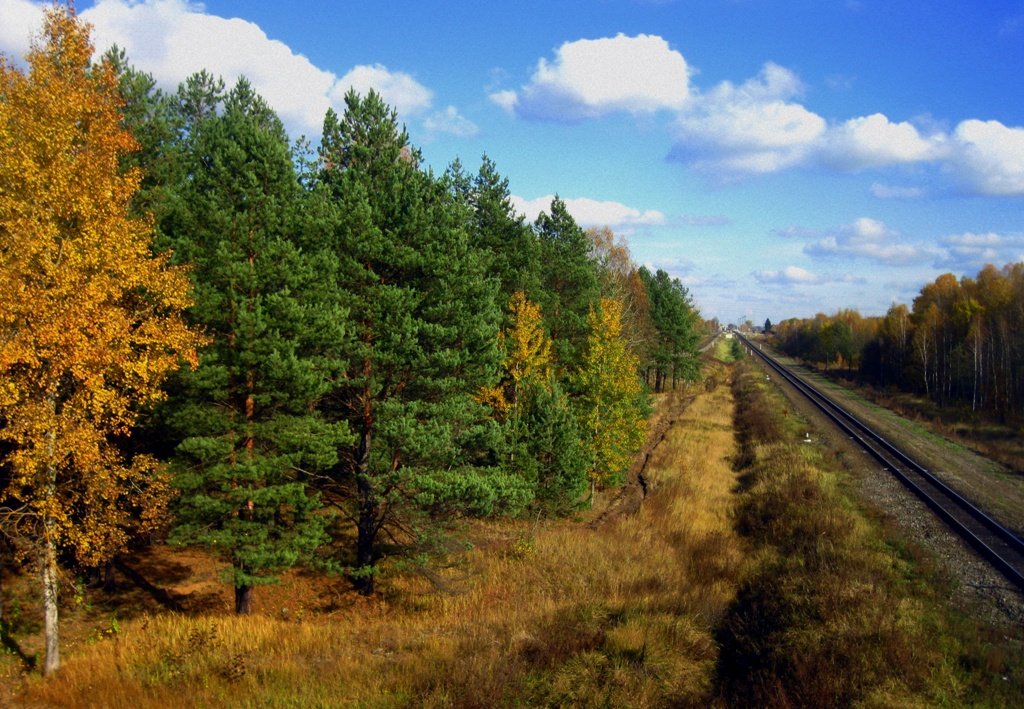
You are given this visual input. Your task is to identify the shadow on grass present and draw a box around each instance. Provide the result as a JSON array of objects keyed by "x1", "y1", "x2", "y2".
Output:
[
  {"x1": 1, "y1": 622, "x2": 36, "y2": 671},
  {"x1": 112, "y1": 558, "x2": 186, "y2": 613}
]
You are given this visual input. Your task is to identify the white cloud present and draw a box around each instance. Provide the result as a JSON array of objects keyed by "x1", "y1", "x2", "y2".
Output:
[
  {"x1": 951, "y1": 119, "x2": 1024, "y2": 196},
  {"x1": 1, "y1": 0, "x2": 473, "y2": 140},
  {"x1": 81, "y1": 0, "x2": 338, "y2": 134},
  {"x1": 646, "y1": 256, "x2": 695, "y2": 273},
  {"x1": 492, "y1": 33, "x2": 691, "y2": 120},
  {"x1": 489, "y1": 89, "x2": 518, "y2": 113},
  {"x1": 0, "y1": 0, "x2": 42, "y2": 61},
  {"x1": 332, "y1": 64, "x2": 432, "y2": 116},
  {"x1": 755, "y1": 266, "x2": 821, "y2": 285},
  {"x1": 754, "y1": 265, "x2": 866, "y2": 287},
  {"x1": 803, "y1": 217, "x2": 935, "y2": 265},
  {"x1": 510, "y1": 194, "x2": 666, "y2": 228},
  {"x1": 672, "y1": 62, "x2": 826, "y2": 175},
  {"x1": 939, "y1": 231, "x2": 1024, "y2": 270},
  {"x1": 490, "y1": 35, "x2": 1024, "y2": 194},
  {"x1": 422, "y1": 105, "x2": 479, "y2": 139},
  {"x1": 823, "y1": 113, "x2": 947, "y2": 169}
]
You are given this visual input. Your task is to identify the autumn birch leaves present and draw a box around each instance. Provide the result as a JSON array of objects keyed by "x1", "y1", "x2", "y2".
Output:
[{"x1": 0, "y1": 8, "x2": 201, "y2": 673}]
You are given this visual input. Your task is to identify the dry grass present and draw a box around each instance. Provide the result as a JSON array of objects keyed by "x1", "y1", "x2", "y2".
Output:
[
  {"x1": 11, "y1": 357, "x2": 1020, "y2": 707},
  {"x1": 13, "y1": 364, "x2": 745, "y2": 708},
  {"x1": 716, "y1": 361, "x2": 1024, "y2": 708}
]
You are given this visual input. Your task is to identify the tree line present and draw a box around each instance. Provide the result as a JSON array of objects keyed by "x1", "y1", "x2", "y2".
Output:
[
  {"x1": 0, "y1": 8, "x2": 702, "y2": 673},
  {"x1": 771, "y1": 263, "x2": 1024, "y2": 421}
]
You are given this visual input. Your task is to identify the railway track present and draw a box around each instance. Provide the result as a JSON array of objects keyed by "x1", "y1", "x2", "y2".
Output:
[{"x1": 735, "y1": 333, "x2": 1024, "y2": 592}]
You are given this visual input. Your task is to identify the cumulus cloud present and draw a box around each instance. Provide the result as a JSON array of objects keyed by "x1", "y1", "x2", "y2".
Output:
[
  {"x1": 803, "y1": 217, "x2": 936, "y2": 265},
  {"x1": 510, "y1": 194, "x2": 666, "y2": 228},
  {"x1": 672, "y1": 62, "x2": 826, "y2": 175},
  {"x1": 823, "y1": 113, "x2": 947, "y2": 169},
  {"x1": 0, "y1": 0, "x2": 42, "y2": 61},
  {"x1": 332, "y1": 64, "x2": 432, "y2": 116},
  {"x1": 421, "y1": 106, "x2": 479, "y2": 140},
  {"x1": 0, "y1": 0, "x2": 471, "y2": 139},
  {"x1": 490, "y1": 33, "x2": 691, "y2": 120},
  {"x1": 673, "y1": 74, "x2": 945, "y2": 177},
  {"x1": 754, "y1": 265, "x2": 822, "y2": 285},
  {"x1": 490, "y1": 33, "x2": 1024, "y2": 193},
  {"x1": 950, "y1": 119, "x2": 1024, "y2": 196},
  {"x1": 81, "y1": 0, "x2": 340, "y2": 134},
  {"x1": 488, "y1": 90, "x2": 518, "y2": 113}
]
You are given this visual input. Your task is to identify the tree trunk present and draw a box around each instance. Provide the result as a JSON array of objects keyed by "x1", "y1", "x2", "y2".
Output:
[
  {"x1": 42, "y1": 399, "x2": 60, "y2": 676},
  {"x1": 356, "y1": 446, "x2": 380, "y2": 594},
  {"x1": 355, "y1": 500, "x2": 375, "y2": 596},
  {"x1": 42, "y1": 534, "x2": 60, "y2": 675},
  {"x1": 234, "y1": 584, "x2": 252, "y2": 615},
  {"x1": 354, "y1": 389, "x2": 376, "y2": 596},
  {"x1": 102, "y1": 559, "x2": 116, "y2": 594}
]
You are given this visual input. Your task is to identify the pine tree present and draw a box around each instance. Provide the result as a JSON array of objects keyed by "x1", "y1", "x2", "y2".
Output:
[
  {"x1": 518, "y1": 377, "x2": 591, "y2": 514},
  {"x1": 162, "y1": 78, "x2": 350, "y2": 614},
  {"x1": 639, "y1": 267, "x2": 701, "y2": 391},
  {"x1": 470, "y1": 156, "x2": 541, "y2": 300},
  {"x1": 103, "y1": 46, "x2": 184, "y2": 224},
  {"x1": 0, "y1": 7, "x2": 201, "y2": 672},
  {"x1": 534, "y1": 197, "x2": 601, "y2": 369},
  {"x1": 318, "y1": 91, "x2": 523, "y2": 594},
  {"x1": 481, "y1": 292, "x2": 588, "y2": 513}
]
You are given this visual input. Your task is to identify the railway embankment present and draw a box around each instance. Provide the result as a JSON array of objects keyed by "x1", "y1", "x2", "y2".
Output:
[
  {"x1": 758, "y1": 340, "x2": 1024, "y2": 536},
  {"x1": 742, "y1": 335, "x2": 1024, "y2": 619},
  {"x1": 715, "y1": 354, "x2": 1024, "y2": 707}
]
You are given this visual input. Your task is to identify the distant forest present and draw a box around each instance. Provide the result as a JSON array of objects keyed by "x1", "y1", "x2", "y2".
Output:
[{"x1": 771, "y1": 263, "x2": 1024, "y2": 421}]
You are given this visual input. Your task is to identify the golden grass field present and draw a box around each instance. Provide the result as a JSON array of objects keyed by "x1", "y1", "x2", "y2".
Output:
[{"x1": 4, "y1": 349, "x2": 1022, "y2": 707}]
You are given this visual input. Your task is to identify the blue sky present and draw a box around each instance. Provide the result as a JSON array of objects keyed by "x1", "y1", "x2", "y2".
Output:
[{"x1": 3, "y1": 0, "x2": 1023, "y2": 323}]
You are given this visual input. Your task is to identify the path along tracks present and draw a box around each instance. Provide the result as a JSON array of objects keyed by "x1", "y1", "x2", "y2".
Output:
[{"x1": 736, "y1": 333, "x2": 1024, "y2": 592}]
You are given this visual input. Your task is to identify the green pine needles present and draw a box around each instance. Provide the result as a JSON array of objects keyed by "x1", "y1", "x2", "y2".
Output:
[{"x1": 108, "y1": 62, "x2": 703, "y2": 603}]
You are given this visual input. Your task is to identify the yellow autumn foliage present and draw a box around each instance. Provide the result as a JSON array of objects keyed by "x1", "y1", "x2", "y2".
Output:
[
  {"x1": 0, "y1": 7, "x2": 202, "y2": 567},
  {"x1": 577, "y1": 297, "x2": 647, "y2": 487},
  {"x1": 479, "y1": 291, "x2": 554, "y2": 416}
]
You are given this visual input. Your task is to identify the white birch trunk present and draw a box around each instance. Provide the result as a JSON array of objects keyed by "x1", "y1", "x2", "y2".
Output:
[{"x1": 42, "y1": 396, "x2": 60, "y2": 675}]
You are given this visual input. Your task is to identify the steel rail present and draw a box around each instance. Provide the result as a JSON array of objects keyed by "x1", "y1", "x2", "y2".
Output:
[{"x1": 734, "y1": 333, "x2": 1024, "y2": 591}]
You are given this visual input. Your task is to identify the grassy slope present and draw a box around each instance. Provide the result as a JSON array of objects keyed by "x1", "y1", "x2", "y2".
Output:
[
  {"x1": 12, "y1": 367, "x2": 742, "y2": 707},
  {"x1": 7, "y1": 350, "x2": 1022, "y2": 706},
  {"x1": 719, "y1": 359, "x2": 1024, "y2": 707}
]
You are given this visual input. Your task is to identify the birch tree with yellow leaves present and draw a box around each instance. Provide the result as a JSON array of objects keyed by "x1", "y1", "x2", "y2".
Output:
[
  {"x1": 0, "y1": 7, "x2": 200, "y2": 675},
  {"x1": 576, "y1": 298, "x2": 648, "y2": 497}
]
